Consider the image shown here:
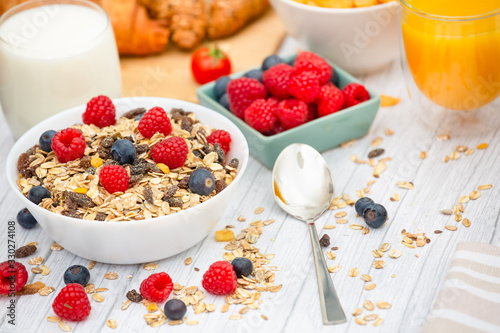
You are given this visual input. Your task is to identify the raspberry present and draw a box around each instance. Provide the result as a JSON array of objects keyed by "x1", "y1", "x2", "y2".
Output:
[
  {"x1": 52, "y1": 283, "x2": 91, "y2": 321},
  {"x1": 51, "y1": 128, "x2": 86, "y2": 163},
  {"x1": 276, "y1": 99, "x2": 308, "y2": 130},
  {"x1": 288, "y1": 71, "x2": 320, "y2": 104},
  {"x1": 244, "y1": 99, "x2": 278, "y2": 133},
  {"x1": 342, "y1": 83, "x2": 370, "y2": 108},
  {"x1": 0, "y1": 261, "x2": 28, "y2": 295},
  {"x1": 82, "y1": 95, "x2": 116, "y2": 128},
  {"x1": 294, "y1": 51, "x2": 332, "y2": 85},
  {"x1": 138, "y1": 106, "x2": 173, "y2": 138},
  {"x1": 317, "y1": 84, "x2": 345, "y2": 117},
  {"x1": 139, "y1": 272, "x2": 173, "y2": 303},
  {"x1": 263, "y1": 63, "x2": 293, "y2": 99},
  {"x1": 99, "y1": 165, "x2": 129, "y2": 194},
  {"x1": 227, "y1": 78, "x2": 267, "y2": 119},
  {"x1": 202, "y1": 261, "x2": 237, "y2": 295},
  {"x1": 151, "y1": 136, "x2": 188, "y2": 169},
  {"x1": 207, "y1": 129, "x2": 232, "y2": 154}
]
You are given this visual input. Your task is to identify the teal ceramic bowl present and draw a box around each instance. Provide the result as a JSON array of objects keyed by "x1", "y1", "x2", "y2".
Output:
[{"x1": 197, "y1": 55, "x2": 380, "y2": 169}]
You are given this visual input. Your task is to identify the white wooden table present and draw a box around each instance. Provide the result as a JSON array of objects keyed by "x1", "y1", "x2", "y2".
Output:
[{"x1": 1, "y1": 38, "x2": 500, "y2": 333}]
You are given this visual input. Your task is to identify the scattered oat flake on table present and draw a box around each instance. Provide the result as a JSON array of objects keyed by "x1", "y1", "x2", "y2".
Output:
[
  {"x1": 371, "y1": 137, "x2": 383, "y2": 147},
  {"x1": 361, "y1": 274, "x2": 372, "y2": 282},
  {"x1": 397, "y1": 181, "x2": 414, "y2": 190},
  {"x1": 384, "y1": 128, "x2": 394, "y2": 136},
  {"x1": 349, "y1": 267, "x2": 359, "y2": 277},
  {"x1": 230, "y1": 315, "x2": 243, "y2": 320},
  {"x1": 373, "y1": 161, "x2": 386, "y2": 178},
  {"x1": 184, "y1": 257, "x2": 193, "y2": 265},
  {"x1": 41, "y1": 265, "x2": 51, "y2": 276},
  {"x1": 28, "y1": 256, "x2": 44, "y2": 265},
  {"x1": 389, "y1": 249, "x2": 402, "y2": 258},
  {"x1": 477, "y1": 142, "x2": 488, "y2": 149},
  {"x1": 47, "y1": 316, "x2": 61, "y2": 323},
  {"x1": 31, "y1": 267, "x2": 42, "y2": 274},
  {"x1": 328, "y1": 265, "x2": 341, "y2": 273},
  {"x1": 16, "y1": 281, "x2": 45, "y2": 295},
  {"x1": 440, "y1": 209, "x2": 453, "y2": 215},
  {"x1": 237, "y1": 215, "x2": 246, "y2": 222},
  {"x1": 26, "y1": 241, "x2": 38, "y2": 246},
  {"x1": 364, "y1": 300, "x2": 374, "y2": 311},
  {"x1": 186, "y1": 320, "x2": 199, "y2": 326},
  {"x1": 324, "y1": 225, "x2": 336, "y2": 230},
  {"x1": 390, "y1": 194, "x2": 400, "y2": 202},
  {"x1": 105, "y1": 272, "x2": 118, "y2": 280},
  {"x1": 373, "y1": 260, "x2": 385, "y2": 269},
  {"x1": 59, "y1": 321, "x2": 72, "y2": 332},
  {"x1": 121, "y1": 299, "x2": 132, "y2": 311},
  {"x1": 143, "y1": 263, "x2": 159, "y2": 271},
  {"x1": 445, "y1": 226, "x2": 458, "y2": 231},
  {"x1": 39, "y1": 286, "x2": 55, "y2": 296},
  {"x1": 106, "y1": 319, "x2": 117, "y2": 329},
  {"x1": 462, "y1": 218, "x2": 471, "y2": 228},
  {"x1": 380, "y1": 94, "x2": 401, "y2": 107},
  {"x1": 50, "y1": 242, "x2": 63, "y2": 251},
  {"x1": 373, "y1": 317, "x2": 384, "y2": 326},
  {"x1": 341, "y1": 139, "x2": 357, "y2": 148},
  {"x1": 352, "y1": 308, "x2": 363, "y2": 316},
  {"x1": 254, "y1": 207, "x2": 264, "y2": 214},
  {"x1": 469, "y1": 191, "x2": 481, "y2": 200},
  {"x1": 365, "y1": 283, "x2": 376, "y2": 291},
  {"x1": 88, "y1": 261, "x2": 96, "y2": 270},
  {"x1": 261, "y1": 314, "x2": 268, "y2": 321},
  {"x1": 355, "y1": 317, "x2": 367, "y2": 325},
  {"x1": 437, "y1": 134, "x2": 450, "y2": 141},
  {"x1": 92, "y1": 293, "x2": 104, "y2": 302},
  {"x1": 478, "y1": 184, "x2": 492, "y2": 190}
]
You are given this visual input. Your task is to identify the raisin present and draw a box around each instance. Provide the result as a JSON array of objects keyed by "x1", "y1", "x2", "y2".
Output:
[
  {"x1": 144, "y1": 186, "x2": 154, "y2": 204},
  {"x1": 95, "y1": 212, "x2": 107, "y2": 221},
  {"x1": 202, "y1": 143, "x2": 212, "y2": 154},
  {"x1": 122, "y1": 107, "x2": 146, "y2": 119},
  {"x1": 167, "y1": 197, "x2": 183, "y2": 208},
  {"x1": 85, "y1": 167, "x2": 96, "y2": 175},
  {"x1": 25, "y1": 145, "x2": 37, "y2": 156},
  {"x1": 103, "y1": 159, "x2": 119, "y2": 166},
  {"x1": 61, "y1": 209, "x2": 83, "y2": 219},
  {"x1": 319, "y1": 234, "x2": 330, "y2": 247},
  {"x1": 129, "y1": 174, "x2": 143, "y2": 183},
  {"x1": 180, "y1": 116, "x2": 193, "y2": 132},
  {"x1": 148, "y1": 163, "x2": 162, "y2": 174},
  {"x1": 79, "y1": 156, "x2": 92, "y2": 169},
  {"x1": 17, "y1": 153, "x2": 30, "y2": 173},
  {"x1": 170, "y1": 108, "x2": 188, "y2": 121},
  {"x1": 228, "y1": 158, "x2": 239, "y2": 169},
  {"x1": 100, "y1": 136, "x2": 114, "y2": 148},
  {"x1": 177, "y1": 176, "x2": 190, "y2": 189},
  {"x1": 163, "y1": 185, "x2": 178, "y2": 200},
  {"x1": 15, "y1": 244, "x2": 37, "y2": 258},
  {"x1": 97, "y1": 147, "x2": 111, "y2": 159},
  {"x1": 368, "y1": 148, "x2": 385, "y2": 159},
  {"x1": 65, "y1": 191, "x2": 95, "y2": 208},
  {"x1": 193, "y1": 150, "x2": 203, "y2": 158},
  {"x1": 130, "y1": 164, "x2": 147, "y2": 175},
  {"x1": 215, "y1": 180, "x2": 227, "y2": 194},
  {"x1": 135, "y1": 144, "x2": 149, "y2": 155},
  {"x1": 126, "y1": 289, "x2": 143, "y2": 303},
  {"x1": 214, "y1": 143, "x2": 225, "y2": 164}
]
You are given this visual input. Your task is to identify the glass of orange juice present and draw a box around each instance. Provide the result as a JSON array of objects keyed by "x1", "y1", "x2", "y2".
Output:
[{"x1": 399, "y1": 0, "x2": 500, "y2": 127}]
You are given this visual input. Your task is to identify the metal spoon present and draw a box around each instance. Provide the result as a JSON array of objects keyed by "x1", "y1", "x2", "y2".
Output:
[{"x1": 272, "y1": 143, "x2": 346, "y2": 325}]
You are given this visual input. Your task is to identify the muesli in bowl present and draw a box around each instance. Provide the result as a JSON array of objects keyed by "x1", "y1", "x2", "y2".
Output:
[
  {"x1": 7, "y1": 97, "x2": 249, "y2": 264},
  {"x1": 17, "y1": 96, "x2": 238, "y2": 222}
]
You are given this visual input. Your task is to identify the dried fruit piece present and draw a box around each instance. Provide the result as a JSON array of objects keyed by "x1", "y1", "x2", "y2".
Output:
[{"x1": 215, "y1": 229, "x2": 235, "y2": 242}]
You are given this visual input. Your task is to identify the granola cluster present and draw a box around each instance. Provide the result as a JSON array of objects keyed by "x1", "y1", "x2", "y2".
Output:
[{"x1": 16, "y1": 108, "x2": 238, "y2": 221}]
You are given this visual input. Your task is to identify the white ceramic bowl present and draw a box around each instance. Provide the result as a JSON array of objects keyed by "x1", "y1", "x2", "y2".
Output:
[
  {"x1": 6, "y1": 97, "x2": 249, "y2": 264},
  {"x1": 270, "y1": 0, "x2": 400, "y2": 74}
]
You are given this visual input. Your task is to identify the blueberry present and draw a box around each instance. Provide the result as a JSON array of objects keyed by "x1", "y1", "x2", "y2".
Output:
[
  {"x1": 262, "y1": 55, "x2": 285, "y2": 71},
  {"x1": 39, "y1": 130, "x2": 56, "y2": 152},
  {"x1": 188, "y1": 169, "x2": 215, "y2": 196},
  {"x1": 164, "y1": 299, "x2": 187, "y2": 320},
  {"x1": 111, "y1": 139, "x2": 137, "y2": 165},
  {"x1": 214, "y1": 76, "x2": 231, "y2": 100},
  {"x1": 231, "y1": 257, "x2": 253, "y2": 278},
  {"x1": 134, "y1": 113, "x2": 145, "y2": 121},
  {"x1": 219, "y1": 94, "x2": 230, "y2": 110},
  {"x1": 63, "y1": 265, "x2": 90, "y2": 286},
  {"x1": 355, "y1": 197, "x2": 374, "y2": 216},
  {"x1": 244, "y1": 69, "x2": 263, "y2": 83},
  {"x1": 330, "y1": 68, "x2": 339, "y2": 87},
  {"x1": 362, "y1": 203, "x2": 388, "y2": 228},
  {"x1": 16, "y1": 208, "x2": 37, "y2": 229},
  {"x1": 28, "y1": 186, "x2": 51, "y2": 205}
]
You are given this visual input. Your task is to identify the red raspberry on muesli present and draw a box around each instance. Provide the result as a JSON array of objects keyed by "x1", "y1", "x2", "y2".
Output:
[
  {"x1": 99, "y1": 165, "x2": 129, "y2": 194},
  {"x1": 82, "y1": 95, "x2": 116, "y2": 128},
  {"x1": 138, "y1": 106, "x2": 173, "y2": 138},
  {"x1": 207, "y1": 129, "x2": 232, "y2": 154},
  {"x1": 202, "y1": 261, "x2": 237, "y2": 295},
  {"x1": 151, "y1": 136, "x2": 189, "y2": 170},
  {"x1": 139, "y1": 272, "x2": 173, "y2": 303},
  {"x1": 51, "y1": 128, "x2": 86, "y2": 163}
]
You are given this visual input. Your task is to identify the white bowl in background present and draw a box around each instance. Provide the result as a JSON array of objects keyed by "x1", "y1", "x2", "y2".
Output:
[
  {"x1": 6, "y1": 97, "x2": 249, "y2": 264},
  {"x1": 270, "y1": 0, "x2": 400, "y2": 75}
]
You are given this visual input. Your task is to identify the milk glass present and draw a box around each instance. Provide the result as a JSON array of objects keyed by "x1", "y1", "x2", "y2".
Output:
[{"x1": 0, "y1": 0, "x2": 121, "y2": 139}]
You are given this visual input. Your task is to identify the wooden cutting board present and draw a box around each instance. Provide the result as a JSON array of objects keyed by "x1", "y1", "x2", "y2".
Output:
[{"x1": 120, "y1": 10, "x2": 286, "y2": 103}]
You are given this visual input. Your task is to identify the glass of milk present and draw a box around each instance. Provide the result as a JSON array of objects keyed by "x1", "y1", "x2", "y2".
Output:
[{"x1": 0, "y1": 0, "x2": 122, "y2": 139}]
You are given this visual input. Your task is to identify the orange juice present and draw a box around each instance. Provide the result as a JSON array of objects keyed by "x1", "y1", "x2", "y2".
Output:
[{"x1": 401, "y1": 0, "x2": 500, "y2": 110}]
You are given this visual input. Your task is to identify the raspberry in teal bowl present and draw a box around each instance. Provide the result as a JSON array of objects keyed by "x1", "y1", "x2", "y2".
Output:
[{"x1": 197, "y1": 54, "x2": 381, "y2": 169}]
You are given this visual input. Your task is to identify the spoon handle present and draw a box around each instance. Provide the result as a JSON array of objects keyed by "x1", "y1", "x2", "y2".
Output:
[{"x1": 308, "y1": 222, "x2": 346, "y2": 324}]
